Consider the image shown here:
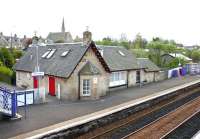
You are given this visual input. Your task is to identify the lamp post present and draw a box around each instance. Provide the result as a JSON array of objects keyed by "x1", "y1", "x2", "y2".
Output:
[{"x1": 31, "y1": 32, "x2": 44, "y2": 103}]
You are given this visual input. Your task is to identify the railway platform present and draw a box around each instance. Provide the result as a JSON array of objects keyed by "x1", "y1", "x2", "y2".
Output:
[{"x1": 1, "y1": 75, "x2": 200, "y2": 139}]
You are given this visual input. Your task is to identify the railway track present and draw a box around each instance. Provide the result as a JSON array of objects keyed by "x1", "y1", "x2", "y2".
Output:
[
  {"x1": 162, "y1": 111, "x2": 200, "y2": 139},
  {"x1": 77, "y1": 87, "x2": 200, "y2": 139},
  {"x1": 123, "y1": 96, "x2": 200, "y2": 139}
]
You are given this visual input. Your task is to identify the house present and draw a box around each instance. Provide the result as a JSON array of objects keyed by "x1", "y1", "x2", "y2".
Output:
[
  {"x1": 14, "y1": 31, "x2": 161, "y2": 100},
  {"x1": 161, "y1": 53, "x2": 192, "y2": 66},
  {"x1": 46, "y1": 18, "x2": 73, "y2": 43},
  {"x1": 0, "y1": 32, "x2": 9, "y2": 46},
  {"x1": 0, "y1": 32, "x2": 23, "y2": 48},
  {"x1": 137, "y1": 58, "x2": 160, "y2": 83}
]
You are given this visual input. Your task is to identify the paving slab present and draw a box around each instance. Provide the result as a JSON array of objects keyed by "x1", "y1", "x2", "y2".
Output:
[{"x1": 0, "y1": 75, "x2": 199, "y2": 139}]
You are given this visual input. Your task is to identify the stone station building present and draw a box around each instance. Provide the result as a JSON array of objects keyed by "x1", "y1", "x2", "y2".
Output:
[{"x1": 14, "y1": 31, "x2": 160, "y2": 100}]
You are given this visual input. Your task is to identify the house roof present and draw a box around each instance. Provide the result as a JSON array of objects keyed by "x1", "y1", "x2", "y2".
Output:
[
  {"x1": 168, "y1": 53, "x2": 192, "y2": 61},
  {"x1": 97, "y1": 45, "x2": 140, "y2": 71},
  {"x1": 137, "y1": 58, "x2": 160, "y2": 72},
  {"x1": 14, "y1": 43, "x2": 89, "y2": 78},
  {"x1": 14, "y1": 42, "x2": 141, "y2": 78}
]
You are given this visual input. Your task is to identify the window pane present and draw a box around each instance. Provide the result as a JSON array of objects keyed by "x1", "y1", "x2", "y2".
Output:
[{"x1": 83, "y1": 79, "x2": 90, "y2": 95}]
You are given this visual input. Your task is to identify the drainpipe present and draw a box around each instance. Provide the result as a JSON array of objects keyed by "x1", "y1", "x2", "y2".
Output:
[
  {"x1": 78, "y1": 73, "x2": 81, "y2": 100},
  {"x1": 127, "y1": 71, "x2": 129, "y2": 88}
]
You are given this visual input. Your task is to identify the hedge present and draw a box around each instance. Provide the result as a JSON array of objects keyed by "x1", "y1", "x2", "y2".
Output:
[
  {"x1": 0, "y1": 66, "x2": 13, "y2": 84},
  {"x1": 0, "y1": 66, "x2": 13, "y2": 76}
]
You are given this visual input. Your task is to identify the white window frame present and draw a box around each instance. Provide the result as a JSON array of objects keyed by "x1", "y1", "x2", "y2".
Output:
[
  {"x1": 109, "y1": 71, "x2": 126, "y2": 87},
  {"x1": 82, "y1": 79, "x2": 91, "y2": 96}
]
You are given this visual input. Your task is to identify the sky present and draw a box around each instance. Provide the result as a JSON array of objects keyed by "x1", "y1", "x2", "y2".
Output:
[{"x1": 0, "y1": 0, "x2": 200, "y2": 45}]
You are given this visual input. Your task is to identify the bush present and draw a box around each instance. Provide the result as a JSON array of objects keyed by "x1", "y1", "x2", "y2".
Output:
[
  {"x1": 11, "y1": 48, "x2": 23, "y2": 59},
  {"x1": 0, "y1": 66, "x2": 13, "y2": 76},
  {"x1": 0, "y1": 66, "x2": 13, "y2": 84},
  {"x1": 164, "y1": 58, "x2": 186, "y2": 69},
  {"x1": 0, "y1": 48, "x2": 15, "y2": 68}
]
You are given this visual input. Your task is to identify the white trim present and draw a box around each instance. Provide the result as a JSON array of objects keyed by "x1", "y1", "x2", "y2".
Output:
[{"x1": 109, "y1": 80, "x2": 126, "y2": 87}]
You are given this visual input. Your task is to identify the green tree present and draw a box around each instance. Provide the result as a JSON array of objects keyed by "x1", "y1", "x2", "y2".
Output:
[
  {"x1": 0, "y1": 60, "x2": 3, "y2": 66},
  {"x1": 0, "y1": 48, "x2": 14, "y2": 68},
  {"x1": 191, "y1": 50, "x2": 200, "y2": 62},
  {"x1": 120, "y1": 41, "x2": 129, "y2": 49},
  {"x1": 11, "y1": 48, "x2": 23, "y2": 59},
  {"x1": 133, "y1": 33, "x2": 142, "y2": 49},
  {"x1": 147, "y1": 37, "x2": 177, "y2": 67},
  {"x1": 0, "y1": 66, "x2": 13, "y2": 76},
  {"x1": 164, "y1": 58, "x2": 186, "y2": 68}
]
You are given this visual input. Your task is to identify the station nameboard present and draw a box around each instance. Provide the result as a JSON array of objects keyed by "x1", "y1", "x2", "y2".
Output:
[{"x1": 32, "y1": 72, "x2": 44, "y2": 77}]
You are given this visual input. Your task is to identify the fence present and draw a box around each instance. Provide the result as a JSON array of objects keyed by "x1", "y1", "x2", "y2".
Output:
[
  {"x1": 0, "y1": 86, "x2": 45, "y2": 118},
  {"x1": 16, "y1": 87, "x2": 46, "y2": 107},
  {"x1": 16, "y1": 90, "x2": 34, "y2": 107},
  {"x1": 0, "y1": 87, "x2": 17, "y2": 117}
]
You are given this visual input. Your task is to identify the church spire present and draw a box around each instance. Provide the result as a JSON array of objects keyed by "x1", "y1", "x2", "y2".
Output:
[{"x1": 61, "y1": 17, "x2": 65, "y2": 33}]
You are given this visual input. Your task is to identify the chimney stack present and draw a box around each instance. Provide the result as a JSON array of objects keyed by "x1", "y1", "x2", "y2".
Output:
[{"x1": 83, "y1": 26, "x2": 92, "y2": 45}]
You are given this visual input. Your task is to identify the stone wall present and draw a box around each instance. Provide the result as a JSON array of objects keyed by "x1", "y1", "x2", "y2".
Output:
[
  {"x1": 144, "y1": 71, "x2": 155, "y2": 83},
  {"x1": 155, "y1": 71, "x2": 168, "y2": 82},
  {"x1": 16, "y1": 71, "x2": 33, "y2": 89},
  {"x1": 128, "y1": 70, "x2": 137, "y2": 87}
]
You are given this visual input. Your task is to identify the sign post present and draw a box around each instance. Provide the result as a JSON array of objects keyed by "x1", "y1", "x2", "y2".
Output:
[{"x1": 32, "y1": 72, "x2": 44, "y2": 104}]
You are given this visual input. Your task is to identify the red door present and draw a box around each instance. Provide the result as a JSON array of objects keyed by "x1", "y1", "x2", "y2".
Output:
[
  {"x1": 49, "y1": 77, "x2": 55, "y2": 96},
  {"x1": 33, "y1": 77, "x2": 38, "y2": 88}
]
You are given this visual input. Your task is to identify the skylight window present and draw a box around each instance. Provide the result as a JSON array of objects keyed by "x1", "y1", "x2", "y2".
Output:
[
  {"x1": 61, "y1": 50, "x2": 70, "y2": 57},
  {"x1": 42, "y1": 50, "x2": 51, "y2": 58},
  {"x1": 46, "y1": 49, "x2": 56, "y2": 59},
  {"x1": 118, "y1": 50, "x2": 125, "y2": 56},
  {"x1": 42, "y1": 49, "x2": 56, "y2": 59}
]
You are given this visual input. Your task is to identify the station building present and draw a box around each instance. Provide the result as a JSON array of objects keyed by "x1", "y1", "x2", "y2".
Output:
[{"x1": 14, "y1": 31, "x2": 160, "y2": 100}]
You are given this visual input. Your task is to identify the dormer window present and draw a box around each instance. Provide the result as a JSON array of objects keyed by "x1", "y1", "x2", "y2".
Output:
[{"x1": 118, "y1": 50, "x2": 125, "y2": 56}]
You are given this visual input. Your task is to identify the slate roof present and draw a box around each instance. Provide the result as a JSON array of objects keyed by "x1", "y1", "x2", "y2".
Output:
[
  {"x1": 14, "y1": 43, "x2": 89, "y2": 78},
  {"x1": 137, "y1": 58, "x2": 160, "y2": 72},
  {"x1": 97, "y1": 45, "x2": 140, "y2": 71},
  {"x1": 14, "y1": 43, "x2": 142, "y2": 78}
]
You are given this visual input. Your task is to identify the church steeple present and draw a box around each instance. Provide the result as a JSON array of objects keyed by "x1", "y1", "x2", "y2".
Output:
[{"x1": 61, "y1": 17, "x2": 65, "y2": 33}]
